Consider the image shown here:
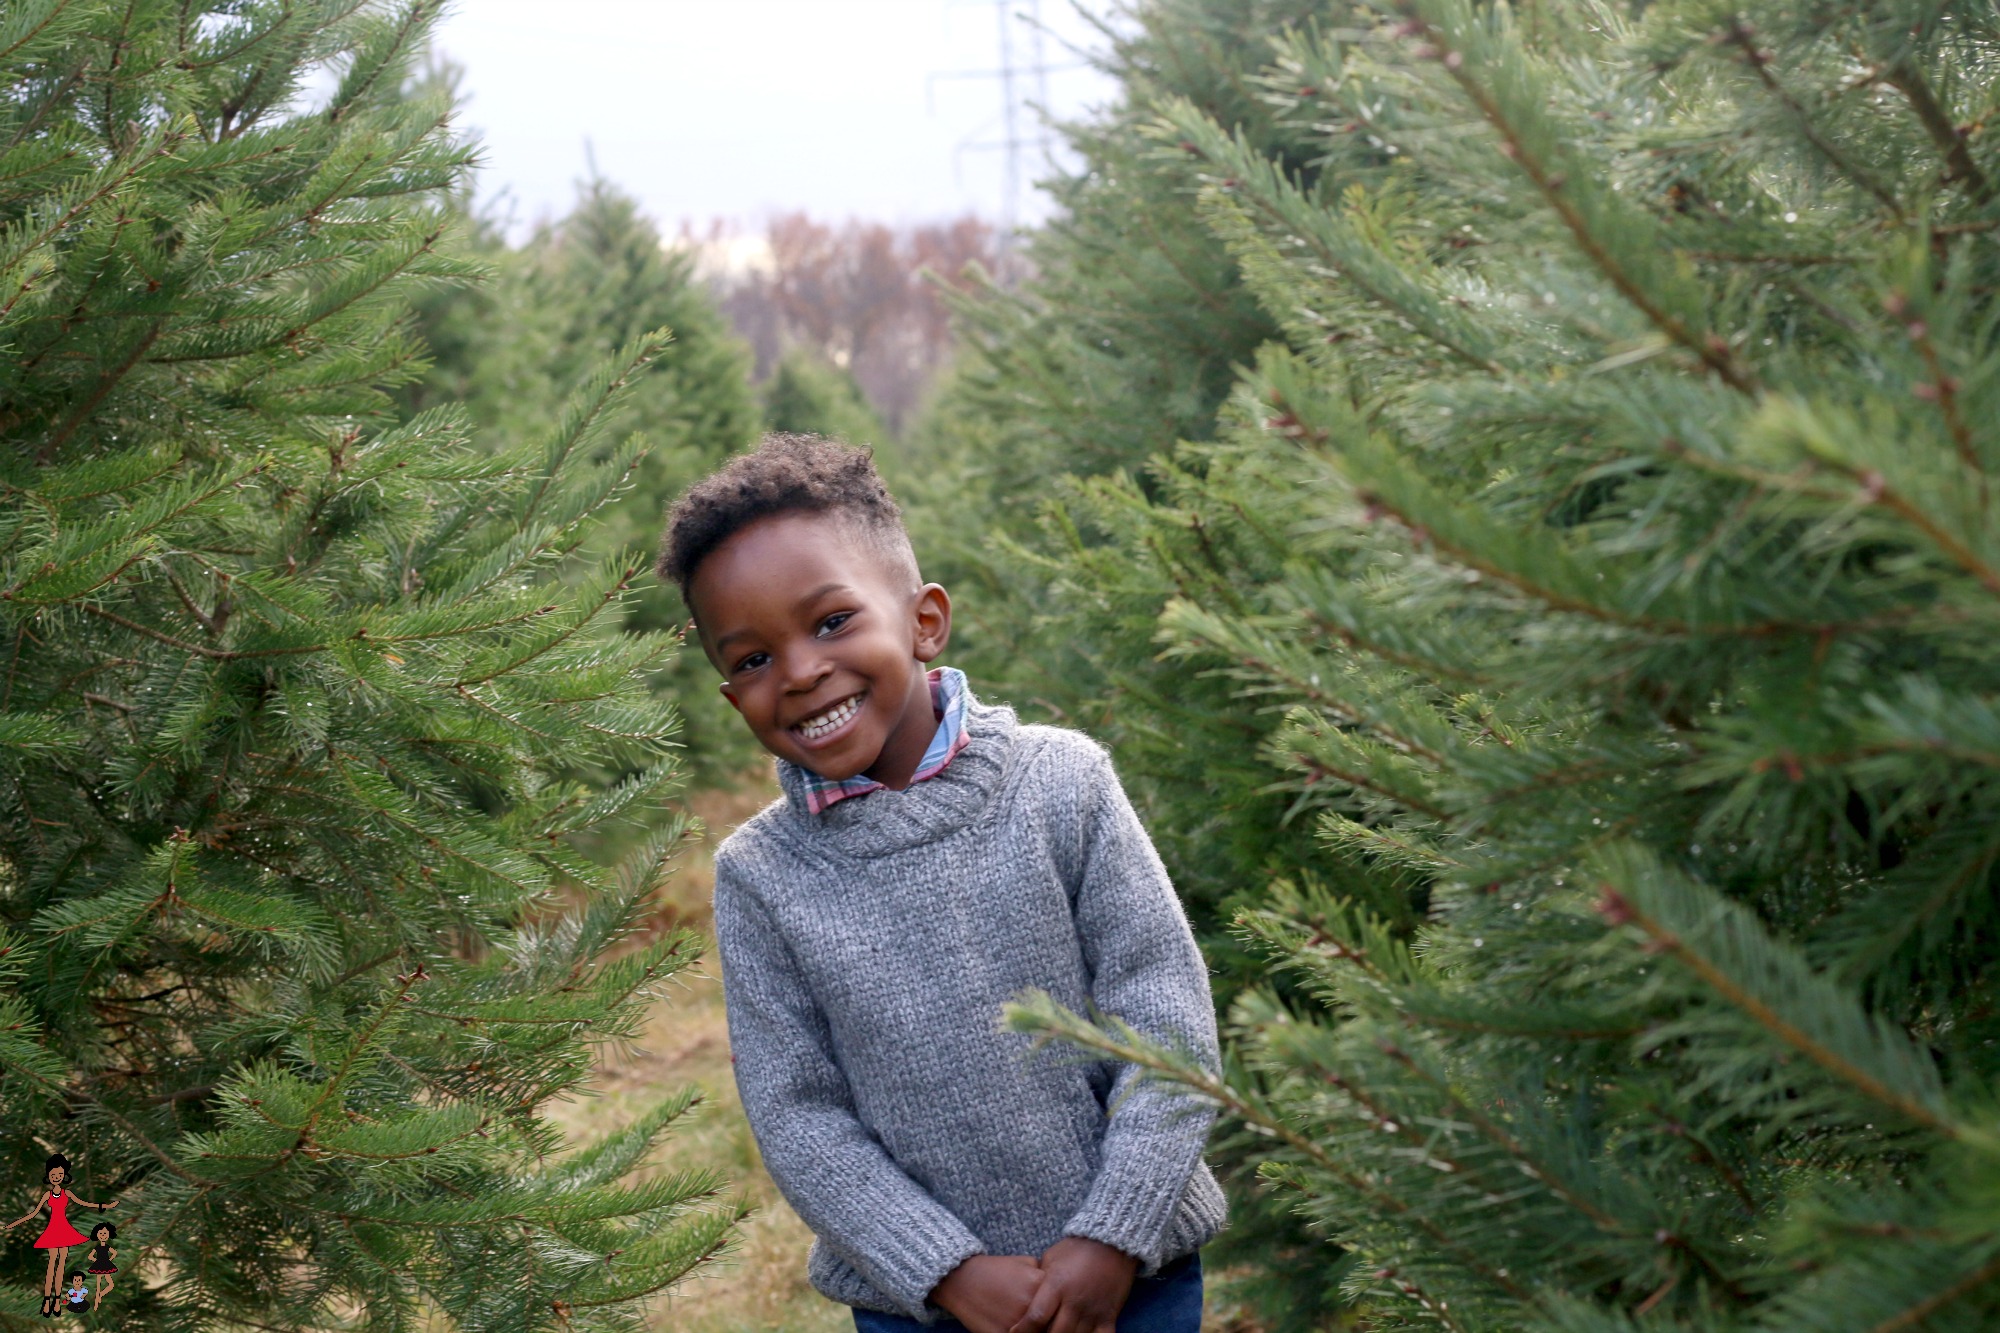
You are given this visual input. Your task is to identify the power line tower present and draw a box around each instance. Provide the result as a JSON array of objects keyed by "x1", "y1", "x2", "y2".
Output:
[{"x1": 932, "y1": 0, "x2": 1076, "y2": 241}]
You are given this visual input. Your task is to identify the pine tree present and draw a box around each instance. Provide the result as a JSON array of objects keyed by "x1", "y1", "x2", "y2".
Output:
[
  {"x1": 761, "y1": 346, "x2": 887, "y2": 446},
  {"x1": 1005, "y1": 0, "x2": 2000, "y2": 1327},
  {"x1": 0, "y1": 5, "x2": 743, "y2": 1327},
  {"x1": 402, "y1": 177, "x2": 765, "y2": 792}
]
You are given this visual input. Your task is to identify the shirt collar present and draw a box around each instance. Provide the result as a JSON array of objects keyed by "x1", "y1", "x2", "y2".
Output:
[{"x1": 796, "y1": 666, "x2": 971, "y2": 815}]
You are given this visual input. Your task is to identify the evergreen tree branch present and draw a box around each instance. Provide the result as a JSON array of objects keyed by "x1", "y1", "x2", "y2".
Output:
[
  {"x1": 1399, "y1": 0, "x2": 1760, "y2": 394},
  {"x1": 515, "y1": 333, "x2": 670, "y2": 539},
  {"x1": 450, "y1": 560, "x2": 644, "y2": 688},
  {"x1": 1166, "y1": 109, "x2": 1510, "y2": 374},
  {"x1": 1880, "y1": 60, "x2": 1995, "y2": 206},
  {"x1": 0, "y1": 0, "x2": 82, "y2": 66},
  {"x1": 1007, "y1": 991, "x2": 1529, "y2": 1306},
  {"x1": 1353, "y1": 478, "x2": 1905, "y2": 639},
  {"x1": 1819, "y1": 457, "x2": 2000, "y2": 597},
  {"x1": 78, "y1": 604, "x2": 325, "y2": 661},
  {"x1": 1721, "y1": 20, "x2": 1905, "y2": 221},
  {"x1": 38, "y1": 318, "x2": 166, "y2": 463},
  {"x1": 324, "y1": 2, "x2": 434, "y2": 128},
  {"x1": 1865, "y1": 1250, "x2": 2000, "y2": 1332},
  {"x1": 0, "y1": 129, "x2": 184, "y2": 322},
  {"x1": 1292, "y1": 752, "x2": 1451, "y2": 822},
  {"x1": 1370, "y1": 1040, "x2": 1631, "y2": 1237},
  {"x1": 1597, "y1": 849, "x2": 1958, "y2": 1137},
  {"x1": 1904, "y1": 317, "x2": 1983, "y2": 488}
]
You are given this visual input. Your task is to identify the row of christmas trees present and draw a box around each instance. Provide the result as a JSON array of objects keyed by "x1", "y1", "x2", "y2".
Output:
[
  {"x1": 0, "y1": 4, "x2": 766, "y2": 1326},
  {"x1": 904, "y1": 0, "x2": 2000, "y2": 1329},
  {"x1": 0, "y1": 4, "x2": 930, "y2": 1324},
  {"x1": 0, "y1": 4, "x2": 1000, "y2": 1323}
]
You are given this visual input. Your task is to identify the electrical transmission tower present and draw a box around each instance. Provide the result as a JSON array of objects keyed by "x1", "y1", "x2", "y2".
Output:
[{"x1": 931, "y1": 0, "x2": 1078, "y2": 240}]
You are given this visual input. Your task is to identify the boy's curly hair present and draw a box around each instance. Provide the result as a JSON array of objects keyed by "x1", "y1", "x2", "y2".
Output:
[{"x1": 657, "y1": 433, "x2": 915, "y2": 610}]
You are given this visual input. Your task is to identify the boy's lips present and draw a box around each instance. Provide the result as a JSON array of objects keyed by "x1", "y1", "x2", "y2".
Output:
[{"x1": 790, "y1": 691, "x2": 866, "y2": 746}]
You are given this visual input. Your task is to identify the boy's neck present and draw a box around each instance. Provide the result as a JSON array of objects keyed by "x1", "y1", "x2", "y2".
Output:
[{"x1": 856, "y1": 666, "x2": 943, "y2": 791}]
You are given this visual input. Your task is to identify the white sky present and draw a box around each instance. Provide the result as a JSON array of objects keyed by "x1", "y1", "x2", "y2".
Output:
[{"x1": 429, "y1": 1, "x2": 1124, "y2": 240}]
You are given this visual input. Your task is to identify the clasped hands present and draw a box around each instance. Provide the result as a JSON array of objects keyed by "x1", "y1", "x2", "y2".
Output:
[{"x1": 930, "y1": 1236, "x2": 1138, "y2": 1333}]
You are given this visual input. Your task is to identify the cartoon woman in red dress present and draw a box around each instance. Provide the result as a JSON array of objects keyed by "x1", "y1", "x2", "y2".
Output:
[{"x1": 3, "y1": 1154, "x2": 117, "y2": 1318}]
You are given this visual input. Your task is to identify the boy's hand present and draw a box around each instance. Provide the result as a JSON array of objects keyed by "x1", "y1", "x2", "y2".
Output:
[
  {"x1": 1006, "y1": 1237, "x2": 1138, "y2": 1333},
  {"x1": 931, "y1": 1254, "x2": 1046, "y2": 1333}
]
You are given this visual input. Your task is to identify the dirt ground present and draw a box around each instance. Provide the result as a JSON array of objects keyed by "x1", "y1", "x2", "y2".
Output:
[
  {"x1": 550, "y1": 780, "x2": 1267, "y2": 1332},
  {"x1": 546, "y1": 780, "x2": 846, "y2": 1333}
]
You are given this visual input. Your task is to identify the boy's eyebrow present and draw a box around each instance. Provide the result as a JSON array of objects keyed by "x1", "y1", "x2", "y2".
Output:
[{"x1": 709, "y1": 582, "x2": 854, "y2": 652}]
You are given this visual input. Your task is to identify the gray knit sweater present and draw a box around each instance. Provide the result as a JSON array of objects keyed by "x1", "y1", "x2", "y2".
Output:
[{"x1": 710, "y1": 691, "x2": 1228, "y2": 1324}]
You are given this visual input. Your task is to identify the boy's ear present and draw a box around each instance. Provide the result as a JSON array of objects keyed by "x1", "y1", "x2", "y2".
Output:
[
  {"x1": 718, "y1": 679, "x2": 743, "y2": 714},
  {"x1": 912, "y1": 583, "x2": 951, "y2": 662}
]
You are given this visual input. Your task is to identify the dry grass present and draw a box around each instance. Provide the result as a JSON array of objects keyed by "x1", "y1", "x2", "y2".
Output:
[
  {"x1": 548, "y1": 776, "x2": 849, "y2": 1333},
  {"x1": 551, "y1": 776, "x2": 1271, "y2": 1333}
]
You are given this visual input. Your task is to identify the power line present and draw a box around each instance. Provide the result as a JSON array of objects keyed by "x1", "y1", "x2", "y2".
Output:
[{"x1": 932, "y1": 0, "x2": 1067, "y2": 241}]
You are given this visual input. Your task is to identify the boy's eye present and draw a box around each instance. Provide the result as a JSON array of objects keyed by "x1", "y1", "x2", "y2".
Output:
[
  {"x1": 733, "y1": 651, "x2": 769, "y2": 674},
  {"x1": 818, "y1": 612, "x2": 853, "y2": 635}
]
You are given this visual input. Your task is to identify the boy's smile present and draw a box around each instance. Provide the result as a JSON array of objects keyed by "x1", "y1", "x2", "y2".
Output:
[{"x1": 689, "y1": 510, "x2": 951, "y2": 786}]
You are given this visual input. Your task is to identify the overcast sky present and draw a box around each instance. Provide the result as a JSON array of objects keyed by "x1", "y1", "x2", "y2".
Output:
[{"x1": 428, "y1": 1, "x2": 1123, "y2": 241}]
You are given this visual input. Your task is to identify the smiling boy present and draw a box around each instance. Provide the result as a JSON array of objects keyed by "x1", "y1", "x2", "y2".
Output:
[{"x1": 661, "y1": 434, "x2": 1226, "y2": 1333}]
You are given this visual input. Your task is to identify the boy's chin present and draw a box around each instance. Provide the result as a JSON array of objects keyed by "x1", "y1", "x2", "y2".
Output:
[
  {"x1": 772, "y1": 735, "x2": 884, "y2": 781},
  {"x1": 791, "y1": 758, "x2": 880, "y2": 782}
]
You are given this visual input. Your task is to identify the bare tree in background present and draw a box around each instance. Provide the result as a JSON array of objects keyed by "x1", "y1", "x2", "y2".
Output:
[{"x1": 694, "y1": 213, "x2": 1022, "y2": 435}]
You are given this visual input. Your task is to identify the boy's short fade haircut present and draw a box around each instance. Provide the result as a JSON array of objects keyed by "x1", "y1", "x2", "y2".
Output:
[{"x1": 658, "y1": 432, "x2": 918, "y2": 610}]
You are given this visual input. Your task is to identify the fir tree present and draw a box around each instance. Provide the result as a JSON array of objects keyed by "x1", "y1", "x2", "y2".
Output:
[
  {"x1": 761, "y1": 346, "x2": 886, "y2": 446},
  {"x1": 1005, "y1": 0, "x2": 2000, "y2": 1328},
  {"x1": 0, "y1": 5, "x2": 743, "y2": 1327},
  {"x1": 403, "y1": 177, "x2": 765, "y2": 791}
]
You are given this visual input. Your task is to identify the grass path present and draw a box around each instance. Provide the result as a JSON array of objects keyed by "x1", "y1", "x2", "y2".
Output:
[
  {"x1": 552, "y1": 781, "x2": 849, "y2": 1332},
  {"x1": 556, "y1": 780, "x2": 1268, "y2": 1332}
]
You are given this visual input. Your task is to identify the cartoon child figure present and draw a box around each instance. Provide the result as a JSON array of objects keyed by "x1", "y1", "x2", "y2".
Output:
[
  {"x1": 2, "y1": 1153, "x2": 118, "y2": 1318},
  {"x1": 63, "y1": 1275, "x2": 85, "y2": 1316},
  {"x1": 84, "y1": 1223, "x2": 117, "y2": 1311}
]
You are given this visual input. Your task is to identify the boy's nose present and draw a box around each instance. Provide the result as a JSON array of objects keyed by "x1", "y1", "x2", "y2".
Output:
[{"x1": 777, "y1": 650, "x2": 833, "y2": 695}]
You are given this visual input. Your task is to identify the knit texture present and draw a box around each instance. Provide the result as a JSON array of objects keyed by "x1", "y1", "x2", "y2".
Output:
[{"x1": 711, "y1": 690, "x2": 1228, "y2": 1324}]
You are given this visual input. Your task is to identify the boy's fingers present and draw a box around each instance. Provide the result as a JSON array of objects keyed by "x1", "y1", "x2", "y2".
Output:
[
  {"x1": 1023, "y1": 1277, "x2": 1066, "y2": 1329},
  {"x1": 1009, "y1": 1292, "x2": 1056, "y2": 1333}
]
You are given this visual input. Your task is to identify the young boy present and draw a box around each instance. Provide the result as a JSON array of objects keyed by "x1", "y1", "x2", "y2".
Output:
[{"x1": 661, "y1": 434, "x2": 1227, "y2": 1333}]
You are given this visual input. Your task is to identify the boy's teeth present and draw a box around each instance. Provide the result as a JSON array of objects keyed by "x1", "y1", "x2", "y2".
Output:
[{"x1": 795, "y1": 695, "x2": 860, "y2": 739}]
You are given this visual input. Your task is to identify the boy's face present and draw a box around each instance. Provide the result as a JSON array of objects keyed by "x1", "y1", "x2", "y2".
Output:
[{"x1": 689, "y1": 510, "x2": 950, "y2": 783}]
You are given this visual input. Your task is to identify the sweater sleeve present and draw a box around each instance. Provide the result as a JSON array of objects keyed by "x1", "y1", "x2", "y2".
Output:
[
  {"x1": 1057, "y1": 741, "x2": 1223, "y2": 1274},
  {"x1": 712, "y1": 852, "x2": 987, "y2": 1322}
]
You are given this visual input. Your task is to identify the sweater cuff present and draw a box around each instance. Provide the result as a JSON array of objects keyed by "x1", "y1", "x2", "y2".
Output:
[
  {"x1": 800, "y1": 1232, "x2": 980, "y2": 1320},
  {"x1": 825, "y1": 1213, "x2": 988, "y2": 1323},
  {"x1": 1060, "y1": 1156, "x2": 1191, "y2": 1275}
]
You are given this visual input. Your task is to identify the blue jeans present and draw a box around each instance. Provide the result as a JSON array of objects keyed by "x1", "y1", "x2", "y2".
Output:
[{"x1": 852, "y1": 1252, "x2": 1202, "y2": 1333}]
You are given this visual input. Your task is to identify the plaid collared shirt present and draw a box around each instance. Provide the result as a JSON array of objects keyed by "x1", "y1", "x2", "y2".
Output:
[{"x1": 798, "y1": 666, "x2": 971, "y2": 815}]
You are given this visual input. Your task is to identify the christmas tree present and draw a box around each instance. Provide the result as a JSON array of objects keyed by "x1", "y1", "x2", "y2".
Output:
[
  {"x1": 760, "y1": 347, "x2": 887, "y2": 447},
  {"x1": 1003, "y1": 0, "x2": 2000, "y2": 1326},
  {"x1": 402, "y1": 174, "x2": 765, "y2": 791},
  {"x1": 0, "y1": 4, "x2": 742, "y2": 1327}
]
